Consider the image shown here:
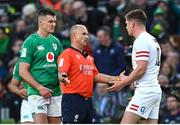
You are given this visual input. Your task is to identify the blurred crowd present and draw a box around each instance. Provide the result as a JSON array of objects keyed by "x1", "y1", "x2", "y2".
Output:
[{"x1": 0, "y1": 0, "x2": 179, "y2": 124}]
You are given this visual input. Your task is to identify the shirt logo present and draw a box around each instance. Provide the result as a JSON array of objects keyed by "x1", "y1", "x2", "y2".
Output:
[
  {"x1": 74, "y1": 114, "x2": 79, "y2": 122},
  {"x1": 52, "y1": 43, "x2": 57, "y2": 51},
  {"x1": 46, "y1": 52, "x2": 54, "y2": 62},
  {"x1": 37, "y1": 105, "x2": 45, "y2": 110},
  {"x1": 79, "y1": 64, "x2": 94, "y2": 75},
  {"x1": 21, "y1": 48, "x2": 26, "y2": 57},
  {"x1": 37, "y1": 45, "x2": 44, "y2": 50},
  {"x1": 76, "y1": 55, "x2": 80, "y2": 59},
  {"x1": 140, "y1": 106, "x2": 146, "y2": 113}
]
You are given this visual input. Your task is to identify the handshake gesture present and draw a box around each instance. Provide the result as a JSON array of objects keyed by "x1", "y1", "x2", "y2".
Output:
[{"x1": 107, "y1": 71, "x2": 128, "y2": 91}]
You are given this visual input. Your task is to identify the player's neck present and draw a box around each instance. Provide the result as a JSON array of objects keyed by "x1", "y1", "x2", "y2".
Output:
[
  {"x1": 37, "y1": 29, "x2": 50, "y2": 38},
  {"x1": 133, "y1": 26, "x2": 146, "y2": 38}
]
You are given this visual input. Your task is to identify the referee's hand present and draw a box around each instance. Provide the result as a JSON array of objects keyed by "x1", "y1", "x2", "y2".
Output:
[
  {"x1": 38, "y1": 86, "x2": 52, "y2": 98},
  {"x1": 58, "y1": 72, "x2": 70, "y2": 85}
]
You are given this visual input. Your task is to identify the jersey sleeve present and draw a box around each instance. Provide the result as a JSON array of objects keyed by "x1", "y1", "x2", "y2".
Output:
[
  {"x1": 13, "y1": 62, "x2": 22, "y2": 82},
  {"x1": 57, "y1": 51, "x2": 71, "y2": 73},
  {"x1": 19, "y1": 36, "x2": 34, "y2": 64},
  {"x1": 134, "y1": 39, "x2": 150, "y2": 61},
  {"x1": 88, "y1": 56, "x2": 99, "y2": 76}
]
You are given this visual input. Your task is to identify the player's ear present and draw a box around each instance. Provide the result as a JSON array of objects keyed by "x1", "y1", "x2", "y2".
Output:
[{"x1": 132, "y1": 20, "x2": 135, "y2": 28}]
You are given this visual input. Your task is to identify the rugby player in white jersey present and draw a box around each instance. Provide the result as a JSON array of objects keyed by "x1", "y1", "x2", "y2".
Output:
[{"x1": 108, "y1": 9, "x2": 162, "y2": 124}]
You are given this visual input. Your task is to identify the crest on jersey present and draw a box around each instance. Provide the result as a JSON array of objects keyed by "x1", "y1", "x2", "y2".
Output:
[
  {"x1": 52, "y1": 43, "x2": 57, "y2": 51},
  {"x1": 46, "y1": 52, "x2": 54, "y2": 62}
]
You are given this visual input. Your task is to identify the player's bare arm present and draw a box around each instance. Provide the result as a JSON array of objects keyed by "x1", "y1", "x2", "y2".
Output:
[
  {"x1": 19, "y1": 62, "x2": 52, "y2": 98},
  {"x1": 8, "y1": 78, "x2": 27, "y2": 98},
  {"x1": 107, "y1": 60, "x2": 148, "y2": 91}
]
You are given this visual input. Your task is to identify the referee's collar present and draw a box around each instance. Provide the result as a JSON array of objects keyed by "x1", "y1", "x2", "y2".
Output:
[{"x1": 70, "y1": 47, "x2": 88, "y2": 58}]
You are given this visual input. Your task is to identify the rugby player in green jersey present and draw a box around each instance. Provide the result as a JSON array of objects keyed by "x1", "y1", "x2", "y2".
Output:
[{"x1": 19, "y1": 8, "x2": 63, "y2": 124}]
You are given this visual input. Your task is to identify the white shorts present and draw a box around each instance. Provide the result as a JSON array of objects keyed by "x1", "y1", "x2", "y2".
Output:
[
  {"x1": 20, "y1": 99, "x2": 33, "y2": 123},
  {"x1": 125, "y1": 92, "x2": 161, "y2": 119},
  {"x1": 28, "y1": 95, "x2": 62, "y2": 117}
]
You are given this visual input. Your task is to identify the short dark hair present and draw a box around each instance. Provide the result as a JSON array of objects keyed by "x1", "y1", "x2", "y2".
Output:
[
  {"x1": 38, "y1": 8, "x2": 56, "y2": 17},
  {"x1": 98, "y1": 26, "x2": 111, "y2": 37},
  {"x1": 125, "y1": 9, "x2": 147, "y2": 25}
]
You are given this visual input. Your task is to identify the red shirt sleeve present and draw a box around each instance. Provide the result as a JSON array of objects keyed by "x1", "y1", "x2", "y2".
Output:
[{"x1": 57, "y1": 50, "x2": 71, "y2": 73}]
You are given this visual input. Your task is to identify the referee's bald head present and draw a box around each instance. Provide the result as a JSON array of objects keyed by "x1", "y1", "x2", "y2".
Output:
[{"x1": 70, "y1": 24, "x2": 87, "y2": 38}]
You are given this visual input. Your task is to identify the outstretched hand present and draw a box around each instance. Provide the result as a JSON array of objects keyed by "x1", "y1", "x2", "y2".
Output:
[
  {"x1": 107, "y1": 71, "x2": 127, "y2": 91},
  {"x1": 107, "y1": 80, "x2": 125, "y2": 91}
]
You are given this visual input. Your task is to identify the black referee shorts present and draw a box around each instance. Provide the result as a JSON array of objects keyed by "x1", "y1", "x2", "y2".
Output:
[{"x1": 62, "y1": 94, "x2": 93, "y2": 123}]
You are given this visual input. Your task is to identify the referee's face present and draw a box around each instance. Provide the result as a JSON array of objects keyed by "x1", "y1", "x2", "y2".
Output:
[{"x1": 76, "y1": 26, "x2": 89, "y2": 47}]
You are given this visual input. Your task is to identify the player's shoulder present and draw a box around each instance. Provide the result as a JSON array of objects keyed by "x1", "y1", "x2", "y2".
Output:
[
  {"x1": 24, "y1": 33, "x2": 36, "y2": 40},
  {"x1": 23, "y1": 33, "x2": 39, "y2": 44},
  {"x1": 49, "y1": 34, "x2": 60, "y2": 41}
]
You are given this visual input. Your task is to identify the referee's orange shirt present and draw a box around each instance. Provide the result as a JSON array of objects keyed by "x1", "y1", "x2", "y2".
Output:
[{"x1": 57, "y1": 48, "x2": 99, "y2": 98}]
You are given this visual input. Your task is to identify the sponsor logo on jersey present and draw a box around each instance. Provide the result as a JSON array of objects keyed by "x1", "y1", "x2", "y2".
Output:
[
  {"x1": 46, "y1": 52, "x2": 54, "y2": 62},
  {"x1": 52, "y1": 43, "x2": 57, "y2": 51},
  {"x1": 79, "y1": 64, "x2": 94, "y2": 75},
  {"x1": 43, "y1": 64, "x2": 56, "y2": 68},
  {"x1": 37, "y1": 45, "x2": 44, "y2": 50}
]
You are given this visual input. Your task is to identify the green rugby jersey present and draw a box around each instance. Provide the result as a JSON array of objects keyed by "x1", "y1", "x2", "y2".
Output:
[{"x1": 19, "y1": 32, "x2": 63, "y2": 96}]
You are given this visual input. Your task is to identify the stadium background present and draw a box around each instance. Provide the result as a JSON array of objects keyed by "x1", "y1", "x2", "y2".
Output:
[{"x1": 0, "y1": 0, "x2": 179, "y2": 124}]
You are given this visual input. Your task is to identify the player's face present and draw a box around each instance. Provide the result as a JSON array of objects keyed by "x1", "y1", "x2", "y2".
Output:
[
  {"x1": 125, "y1": 20, "x2": 133, "y2": 36},
  {"x1": 41, "y1": 15, "x2": 56, "y2": 33},
  {"x1": 75, "y1": 26, "x2": 89, "y2": 47}
]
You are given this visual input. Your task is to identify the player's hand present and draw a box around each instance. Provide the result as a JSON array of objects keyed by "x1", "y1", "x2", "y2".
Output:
[
  {"x1": 119, "y1": 71, "x2": 127, "y2": 79},
  {"x1": 18, "y1": 89, "x2": 27, "y2": 98},
  {"x1": 107, "y1": 80, "x2": 125, "y2": 91},
  {"x1": 38, "y1": 86, "x2": 52, "y2": 98},
  {"x1": 58, "y1": 72, "x2": 70, "y2": 85}
]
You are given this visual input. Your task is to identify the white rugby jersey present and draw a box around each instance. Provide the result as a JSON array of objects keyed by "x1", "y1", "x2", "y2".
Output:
[{"x1": 132, "y1": 32, "x2": 161, "y2": 92}]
